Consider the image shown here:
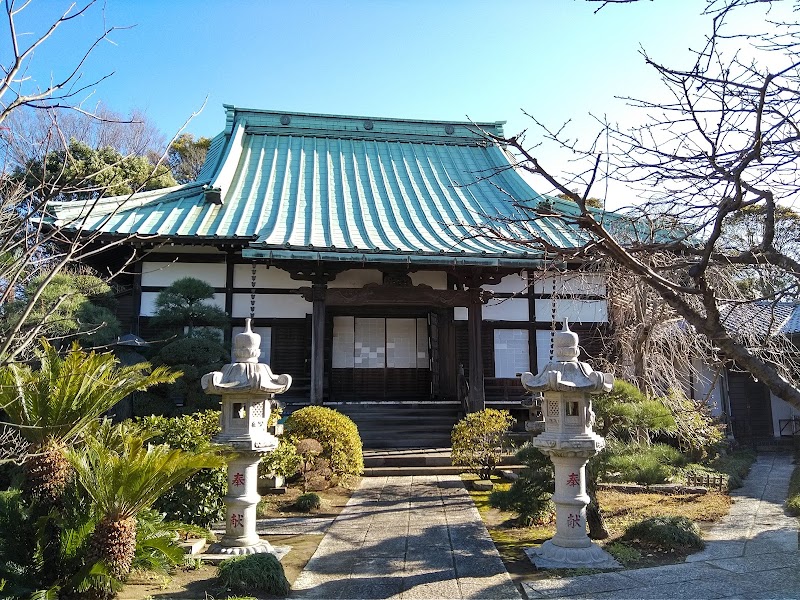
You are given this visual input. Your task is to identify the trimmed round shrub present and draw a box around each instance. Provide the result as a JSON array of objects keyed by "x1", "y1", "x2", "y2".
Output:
[
  {"x1": 137, "y1": 410, "x2": 227, "y2": 527},
  {"x1": 295, "y1": 492, "x2": 322, "y2": 512},
  {"x1": 216, "y1": 552, "x2": 290, "y2": 597},
  {"x1": 285, "y1": 406, "x2": 363, "y2": 480},
  {"x1": 623, "y1": 516, "x2": 704, "y2": 550},
  {"x1": 451, "y1": 409, "x2": 514, "y2": 479}
]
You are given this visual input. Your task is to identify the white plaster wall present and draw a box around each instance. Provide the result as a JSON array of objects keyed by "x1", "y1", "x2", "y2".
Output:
[
  {"x1": 141, "y1": 262, "x2": 227, "y2": 287},
  {"x1": 534, "y1": 299, "x2": 608, "y2": 323},
  {"x1": 691, "y1": 358, "x2": 725, "y2": 418},
  {"x1": 232, "y1": 293, "x2": 311, "y2": 318},
  {"x1": 535, "y1": 330, "x2": 555, "y2": 372},
  {"x1": 329, "y1": 269, "x2": 383, "y2": 288},
  {"x1": 483, "y1": 298, "x2": 529, "y2": 321},
  {"x1": 232, "y1": 265, "x2": 297, "y2": 289},
  {"x1": 532, "y1": 272, "x2": 606, "y2": 295},
  {"x1": 494, "y1": 329, "x2": 530, "y2": 377},
  {"x1": 484, "y1": 272, "x2": 528, "y2": 294},
  {"x1": 454, "y1": 307, "x2": 467, "y2": 321},
  {"x1": 140, "y1": 291, "x2": 226, "y2": 316},
  {"x1": 770, "y1": 393, "x2": 800, "y2": 438},
  {"x1": 410, "y1": 271, "x2": 447, "y2": 290}
]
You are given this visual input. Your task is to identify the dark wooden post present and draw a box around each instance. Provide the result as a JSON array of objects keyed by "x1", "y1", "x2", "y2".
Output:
[
  {"x1": 310, "y1": 280, "x2": 326, "y2": 405},
  {"x1": 467, "y1": 287, "x2": 485, "y2": 412},
  {"x1": 224, "y1": 251, "x2": 235, "y2": 347},
  {"x1": 131, "y1": 252, "x2": 142, "y2": 336}
]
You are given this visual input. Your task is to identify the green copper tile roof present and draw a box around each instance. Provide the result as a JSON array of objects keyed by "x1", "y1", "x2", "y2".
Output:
[{"x1": 49, "y1": 106, "x2": 594, "y2": 266}]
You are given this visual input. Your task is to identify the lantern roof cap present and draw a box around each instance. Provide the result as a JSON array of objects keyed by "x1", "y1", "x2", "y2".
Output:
[{"x1": 521, "y1": 320, "x2": 613, "y2": 393}]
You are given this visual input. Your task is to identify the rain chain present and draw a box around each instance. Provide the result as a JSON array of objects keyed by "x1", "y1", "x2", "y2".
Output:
[{"x1": 250, "y1": 262, "x2": 257, "y2": 320}]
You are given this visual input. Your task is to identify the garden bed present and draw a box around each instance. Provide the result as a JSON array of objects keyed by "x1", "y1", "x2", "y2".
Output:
[
  {"x1": 118, "y1": 484, "x2": 357, "y2": 599},
  {"x1": 464, "y1": 474, "x2": 732, "y2": 587}
]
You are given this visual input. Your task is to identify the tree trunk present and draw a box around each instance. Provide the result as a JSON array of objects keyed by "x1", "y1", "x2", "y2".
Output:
[{"x1": 586, "y1": 457, "x2": 609, "y2": 540}]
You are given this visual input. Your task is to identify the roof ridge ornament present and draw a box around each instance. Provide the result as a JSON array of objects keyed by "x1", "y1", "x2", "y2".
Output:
[{"x1": 202, "y1": 184, "x2": 222, "y2": 205}]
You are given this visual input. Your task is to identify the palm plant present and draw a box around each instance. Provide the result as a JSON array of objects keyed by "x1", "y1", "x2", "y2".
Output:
[
  {"x1": 68, "y1": 424, "x2": 226, "y2": 579},
  {"x1": 0, "y1": 340, "x2": 179, "y2": 505}
]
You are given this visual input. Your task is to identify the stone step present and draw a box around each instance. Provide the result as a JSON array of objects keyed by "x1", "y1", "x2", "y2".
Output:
[
  {"x1": 362, "y1": 435, "x2": 453, "y2": 449},
  {"x1": 323, "y1": 402, "x2": 461, "y2": 449},
  {"x1": 362, "y1": 448, "x2": 523, "y2": 467},
  {"x1": 364, "y1": 465, "x2": 466, "y2": 477},
  {"x1": 363, "y1": 448, "x2": 453, "y2": 467}
]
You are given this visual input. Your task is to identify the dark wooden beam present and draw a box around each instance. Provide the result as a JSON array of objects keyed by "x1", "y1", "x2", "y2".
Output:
[
  {"x1": 467, "y1": 287, "x2": 486, "y2": 412},
  {"x1": 298, "y1": 284, "x2": 485, "y2": 308},
  {"x1": 224, "y1": 252, "x2": 235, "y2": 346},
  {"x1": 310, "y1": 280, "x2": 326, "y2": 405},
  {"x1": 131, "y1": 257, "x2": 142, "y2": 336}
]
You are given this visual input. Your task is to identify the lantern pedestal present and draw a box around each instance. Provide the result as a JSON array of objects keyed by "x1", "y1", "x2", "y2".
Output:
[
  {"x1": 527, "y1": 448, "x2": 619, "y2": 569},
  {"x1": 520, "y1": 320, "x2": 620, "y2": 570},
  {"x1": 201, "y1": 318, "x2": 291, "y2": 557},
  {"x1": 208, "y1": 453, "x2": 274, "y2": 555}
]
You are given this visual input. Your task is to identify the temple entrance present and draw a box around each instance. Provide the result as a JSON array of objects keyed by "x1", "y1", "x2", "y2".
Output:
[
  {"x1": 330, "y1": 315, "x2": 434, "y2": 401},
  {"x1": 728, "y1": 372, "x2": 773, "y2": 439}
]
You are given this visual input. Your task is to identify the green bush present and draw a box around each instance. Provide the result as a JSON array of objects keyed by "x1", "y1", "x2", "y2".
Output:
[
  {"x1": 138, "y1": 410, "x2": 227, "y2": 527},
  {"x1": 787, "y1": 462, "x2": 800, "y2": 516},
  {"x1": 258, "y1": 437, "x2": 300, "y2": 480},
  {"x1": 681, "y1": 447, "x2": 756, "y2": 490},
  {"x1": 603, "y1": 442, "x2": 684, "y2": 485},
  {"x1": 451, "y1": 409, "x2": 514, "y2": 480},
  {"x1": 153, "y1": 333, "x2": 229, "y2": 410},
  {"x1": 285, "y1": 406, "x2": 363, "y2": 481},
  {"x1": 623, "y1": 516, "x2": 704, "y2": 550},
  {"x1": 593, "y1": 380, "x2": 675, "y2": 443},
  {"x1": 295, "y1": 492, "x2": 322, "y2": 512},
  {"x1": 489, "y1": 445, "x2": 554, "y2": 526},
  {"x1": 606, "y1": 541, "x2": 642, "y2": 564},
  {"x1": 659, "y1": 388, "x2": 725, "y2": 460},
  {"x1": 133, "y1": 391, "x2": 179, "y2": 417},
  {"x1": 216, "y1": 553, "x2": 290, "y2": 597},
  {"x1": 711, "y1": 448, "x2": 757, "y2": 489}
]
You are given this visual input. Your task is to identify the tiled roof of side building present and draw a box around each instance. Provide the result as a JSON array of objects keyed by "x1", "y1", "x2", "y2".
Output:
[
  {"x1": 47, "y1": 106, "x2": 599, "y2": 267},
  {"x1": 720, "y1": 301, "x2": 798, "y2": 338}
]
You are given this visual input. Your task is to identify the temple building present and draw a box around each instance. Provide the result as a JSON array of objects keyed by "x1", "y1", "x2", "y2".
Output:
[{"x1": 50, "y1": 106, "x2": 608, "y2": 444}]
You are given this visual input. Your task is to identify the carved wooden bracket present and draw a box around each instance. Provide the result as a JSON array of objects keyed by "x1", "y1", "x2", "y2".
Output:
[{"x1": 452, "y1": 268, "x2": 510, "y2": 289}]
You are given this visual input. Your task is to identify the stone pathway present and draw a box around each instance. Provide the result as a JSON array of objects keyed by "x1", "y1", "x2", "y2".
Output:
[
  {"x1": 293, "y1": 474, "x2": 521, "y2": 599},
  {"x1": 522, "y1": 453, "x2": 800, "y2": 599}
]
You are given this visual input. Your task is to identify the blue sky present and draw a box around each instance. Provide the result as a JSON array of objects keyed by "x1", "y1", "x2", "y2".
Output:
[
  {"x1": 8, "y1": 1, "x2": 781, "y2": 203},
  {"x1": 15, "y1": 1, "x2": 713, "y2": 137}
]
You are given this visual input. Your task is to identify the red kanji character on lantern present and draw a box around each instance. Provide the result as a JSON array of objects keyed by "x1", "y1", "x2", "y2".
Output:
[
  {"x1": 231, "y1": 513, "x2": 244, "y2": 528},
  {"x1": 566, "y1": 472, "x2": 579, "y2": 487},
  {"x1": 232, "y1": 472, "x2": 245, "y2": 487},
  {"x1": 567, "y1": 513, "x2": 581, "y2": 528}
]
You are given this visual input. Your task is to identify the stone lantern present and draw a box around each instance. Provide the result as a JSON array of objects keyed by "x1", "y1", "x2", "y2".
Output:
[
  {"x1": 201, "y1": 318, "x2": 292, "y2": 555},
  {"x1": 520, "y1": 319, "x2": 619, "y2": 569}
]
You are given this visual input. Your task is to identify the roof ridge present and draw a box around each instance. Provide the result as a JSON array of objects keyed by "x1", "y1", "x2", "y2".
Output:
[{"x1": 224, "y1": 104, "x2": 505, "y2": 128}]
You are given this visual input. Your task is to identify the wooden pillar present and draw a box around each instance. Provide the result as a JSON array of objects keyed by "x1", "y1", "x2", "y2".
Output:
[
  {"x1": 131, "y1": 254, "x2": 142, "y2": 336},
  {"x1": 310, "y1": 281, "x2": 326, "y2": 405},
  {"x1": 224, "y1": 252, "x2": 235, "y2": 347},
  {"x1": 467, "y1": 287, "x2": 485, "y2": 412}
]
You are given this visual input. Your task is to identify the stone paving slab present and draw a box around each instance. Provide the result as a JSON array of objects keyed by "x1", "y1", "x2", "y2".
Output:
[
  {"x1": 621, "y1": 561, "x2": 730, "y2": 585},
  {"x1": 293, "y1": 474, "x2": 521, "y2": 599},
  {"x1": 290, "y1": 453, "x2": 798, "y2": 600},
  {"x1": 522, "y1": 571, "x2": 634, "y2": 597}
]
